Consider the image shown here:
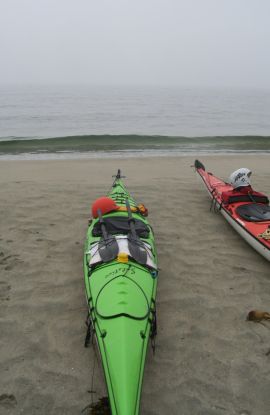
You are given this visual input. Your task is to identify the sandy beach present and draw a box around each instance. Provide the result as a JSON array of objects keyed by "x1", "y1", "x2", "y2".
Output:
[{"x1": 1, "y1": 154, "x2": 270, "y2": 415}]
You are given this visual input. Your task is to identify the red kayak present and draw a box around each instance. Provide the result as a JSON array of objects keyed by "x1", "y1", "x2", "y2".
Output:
[{"x1": 194, "y1": 160, "x2": 270, "y2": 261}]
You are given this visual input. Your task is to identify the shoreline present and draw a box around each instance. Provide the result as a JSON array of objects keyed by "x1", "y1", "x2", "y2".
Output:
[{"x1": 1, "y1": 150, "x2": 270, "y2": 161}]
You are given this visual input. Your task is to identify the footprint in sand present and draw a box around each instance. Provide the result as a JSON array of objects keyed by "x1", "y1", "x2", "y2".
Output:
[
  {"x1": 232, "y1": 266, "x2": 248, "y2": 272},
  {"x1": 0, "y1": 255, "x2": 13, "y2": 265},
  {"x1": 0, "y1": 255, "x2": 22, "y2": 271},
  {"x1": 0, "y1": 282, "x2": 11, "y2": 301},
  {"x1": 0, "y1": 394, "x2": 17, "y2": 408}
]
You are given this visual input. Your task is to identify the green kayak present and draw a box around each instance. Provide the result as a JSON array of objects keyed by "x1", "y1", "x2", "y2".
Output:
[{"x1": 83, "y1": 170, "x2": 158, "y2": 415}]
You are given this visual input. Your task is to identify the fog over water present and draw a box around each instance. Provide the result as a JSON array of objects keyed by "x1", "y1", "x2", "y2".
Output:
[{"x1": 1, "y1": 0, "x2": 270, "y2": 88}]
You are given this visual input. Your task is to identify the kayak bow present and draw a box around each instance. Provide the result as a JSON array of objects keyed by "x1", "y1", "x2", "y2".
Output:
[{"x1": 83, "y1": 170, "x2": 158, "y2": 414}]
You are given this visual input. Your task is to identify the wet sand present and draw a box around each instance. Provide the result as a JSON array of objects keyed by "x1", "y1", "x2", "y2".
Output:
[{"x1": 0, "y1": 155, "x2": 270, "y2": 415}]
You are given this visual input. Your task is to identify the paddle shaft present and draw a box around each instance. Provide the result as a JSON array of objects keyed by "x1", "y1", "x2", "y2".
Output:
[
  {"x1": 97, "y1": 209, "x2": 109, "y2": 240},
  {"x1": 125, "y1": 199, "x2": 148, "y2": 265},
  {"x1": 126, "y1": 201, "x2": 138, "y2": 238}
]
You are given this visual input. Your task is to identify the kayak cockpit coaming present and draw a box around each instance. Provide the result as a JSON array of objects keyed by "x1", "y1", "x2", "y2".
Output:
[{"x1": 236, "y1": 203, "x2": 270, "y2": 222}]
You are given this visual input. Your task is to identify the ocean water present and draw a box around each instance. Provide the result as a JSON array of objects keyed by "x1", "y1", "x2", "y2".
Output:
[{"x1": 0, "y1": 85, "x2": 270, "y2": 158}]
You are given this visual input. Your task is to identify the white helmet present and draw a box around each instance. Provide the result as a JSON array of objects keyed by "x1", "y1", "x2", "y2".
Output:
[{"x1": 229, "y1": 168, "x2": 252, "y2": 189}]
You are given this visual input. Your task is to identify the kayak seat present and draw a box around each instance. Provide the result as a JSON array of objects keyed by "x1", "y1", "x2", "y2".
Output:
[
  {"x1": 236, "y1": 203, "x2": 270, "y2": 222},
  {"x1": 92, "y1": 216, "x2": 149, "y2": 238}
]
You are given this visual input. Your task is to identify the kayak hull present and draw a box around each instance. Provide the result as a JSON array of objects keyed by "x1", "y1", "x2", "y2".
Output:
[
  {"x1": 221, "y1": 207, "x2": 270, "y2": 261},
  {"x1": 83, "y1": 174, "x2": 158, "y2": 414},
  {"x1": 195, "y1": 160, "x2": 270, "y2": 261}
]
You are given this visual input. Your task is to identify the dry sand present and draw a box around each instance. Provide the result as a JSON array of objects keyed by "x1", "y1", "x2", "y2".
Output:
[{"x1": 0, "y1": 155, "x2": 270, "y2": 415}]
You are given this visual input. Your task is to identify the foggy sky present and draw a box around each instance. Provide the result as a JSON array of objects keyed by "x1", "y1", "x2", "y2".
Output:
[{"x1": 1, "y1": 0, "x2": 270, "y2": 88}]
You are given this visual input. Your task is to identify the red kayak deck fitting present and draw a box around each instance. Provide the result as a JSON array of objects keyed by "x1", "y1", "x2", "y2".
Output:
[{"x1": 194, "y1": 160, "x2": 270, "y2": 261}]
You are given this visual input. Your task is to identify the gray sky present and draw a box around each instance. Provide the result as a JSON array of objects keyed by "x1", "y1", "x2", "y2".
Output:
[{"x1": 1, "y1": 0, "x2": 270, "y2": 87}]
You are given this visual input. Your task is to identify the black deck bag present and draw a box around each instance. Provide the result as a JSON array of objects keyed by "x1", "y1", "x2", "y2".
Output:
[
  {"x1": 227, "y1": 194, "x2": 269, "y2": 204},
  {"x1": 92, "y1": 216, "x2": 150, "y2": 238}
]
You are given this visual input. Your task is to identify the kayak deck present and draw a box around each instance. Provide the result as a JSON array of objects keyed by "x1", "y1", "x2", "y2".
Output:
[{"x1": 83, "y1": 173, "x2": 158, "y2": 414}]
